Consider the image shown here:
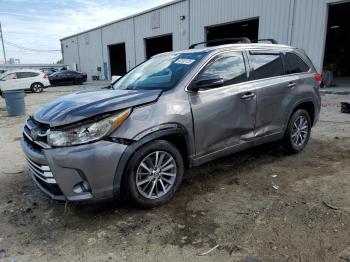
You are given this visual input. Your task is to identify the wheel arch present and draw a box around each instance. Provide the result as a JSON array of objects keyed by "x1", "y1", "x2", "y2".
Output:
[
  {"x1": 286, "y1": 99, "x2": 316, "y2": 129},
  {"x1": 112, "y1": 124, "x2": 193, "y2": 198}
]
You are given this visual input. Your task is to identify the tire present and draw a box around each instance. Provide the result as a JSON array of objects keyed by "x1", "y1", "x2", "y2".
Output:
[
  {"x1": 123, "y1": 140, "x2": 184, "y2": 208},
  {"x1": 31, "y1": 83, "x2": 44, "y2": 93},
  {"x1": 283, "y1": 109, "x2": 312, "y2": 154}
]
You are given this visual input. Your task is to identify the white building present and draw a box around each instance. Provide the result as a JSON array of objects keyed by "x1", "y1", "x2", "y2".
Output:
[{"x1": 60, "y1": 0, "x2": 350, "y2": 81}]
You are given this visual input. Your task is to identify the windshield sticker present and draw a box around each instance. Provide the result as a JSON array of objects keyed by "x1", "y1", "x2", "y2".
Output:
[{"x1": 174, "y1": 58, "x2": 195, "y2": 65}]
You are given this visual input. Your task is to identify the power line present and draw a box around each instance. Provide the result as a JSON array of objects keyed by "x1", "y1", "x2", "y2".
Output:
[
  {"x1": 0, "y1": 22, "x2": 6, "y2": 62},
  {"x1": 4, "y1": 40, "x2": 61, "y2": 52}
]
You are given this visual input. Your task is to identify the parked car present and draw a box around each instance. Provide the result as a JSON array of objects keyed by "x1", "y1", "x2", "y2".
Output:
[
  {"x1": 0, "y1": 69, "x2": 49, "y2": 93},
  {"x1": 48, "y1": 70, "x2": 87, "y2": 86},
  {"x1": 41, "y1": 67, "x2": 58, "y2": 76},
  {"x1": 21, "y1": 38, "x2": 321, "y2": 207}
]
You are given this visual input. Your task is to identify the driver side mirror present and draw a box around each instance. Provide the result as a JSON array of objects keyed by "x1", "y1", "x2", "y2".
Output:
[{"x1": 188, "y1": 74, "x2": 224, "y2": 92}]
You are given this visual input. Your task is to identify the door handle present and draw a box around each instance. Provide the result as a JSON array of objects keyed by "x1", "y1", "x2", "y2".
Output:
[
  {"x1": 240, "y1": 92, "x2": 256, "y2": 100},
  {"x1": 288, "y1": 82, "x2": 297, "y2": 88}
]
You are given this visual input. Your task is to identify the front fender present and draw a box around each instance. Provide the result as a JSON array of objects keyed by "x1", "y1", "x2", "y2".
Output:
[{"x1": 112, "y1": 125, "x2": 193, "y2": 198}]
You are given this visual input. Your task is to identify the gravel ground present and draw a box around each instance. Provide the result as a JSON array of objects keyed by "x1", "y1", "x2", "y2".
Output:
[{"x1": 0, "y1": 83, "x2": 350, "y2": 262}]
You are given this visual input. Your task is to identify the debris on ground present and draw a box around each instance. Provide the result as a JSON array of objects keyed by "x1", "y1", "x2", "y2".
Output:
[
  {"x1": 341, "y1": 102, "x2": 350, "y2": 114},
  {"x1": 271, "y1": 171, "x2": 278, "y2": 178},
  {"x1": 272, "y1": 183, "x2": 279, "y2": 190},
  {"x1": 0, "y1": 249, "x2": 6, "y2": 259},
  {"x1": 197, "y1": 244, "x2": 220, "y2": 256},
  {"x1": 323, "y1": 201, "x2": 339, "y2": 210}
]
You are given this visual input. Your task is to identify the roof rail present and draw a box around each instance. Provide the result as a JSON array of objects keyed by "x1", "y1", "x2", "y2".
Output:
[
  {"x1": 252, "y1": 38, "x2": 278, "y2": 44},
  {"x1": 189, "y1": 37, "x2": 251, "y2": 49}
]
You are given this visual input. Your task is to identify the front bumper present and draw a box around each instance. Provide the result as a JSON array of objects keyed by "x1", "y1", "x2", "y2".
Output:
[{"x1": 21, "y1": 138, "x2": 128, "y2": 202}]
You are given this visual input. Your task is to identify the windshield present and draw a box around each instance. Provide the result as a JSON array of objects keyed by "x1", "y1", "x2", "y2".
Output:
[{"x1": 113, "y1": 52, "x2": 206, "y2": 91}]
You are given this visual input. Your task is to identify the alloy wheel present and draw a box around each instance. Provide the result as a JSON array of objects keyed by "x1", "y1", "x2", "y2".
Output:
[
  {"x1": 136, "y1": 151, "x2": 177, "y2": 200},
  {"x1": 291, "y1": 115, "x2": 309, "y2": 147},
  {"x1": 32, "y1": 83, "x2": 43, "y2": 93}
]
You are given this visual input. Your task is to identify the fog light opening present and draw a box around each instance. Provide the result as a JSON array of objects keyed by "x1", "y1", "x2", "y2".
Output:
[{"x1": 73, "y1": 181, "x2": 91, "y2": 194}]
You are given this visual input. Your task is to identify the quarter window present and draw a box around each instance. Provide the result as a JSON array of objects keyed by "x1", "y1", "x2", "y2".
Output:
[
  {"x1": 250, "y1": 52, "x2": 284, "y2": 80},
  {"x1": 198, "y1": 52, "x2": 247, "y2": 87},
  {"x1": 284, "y1": 53, "x2": 310, "y2": 74}
]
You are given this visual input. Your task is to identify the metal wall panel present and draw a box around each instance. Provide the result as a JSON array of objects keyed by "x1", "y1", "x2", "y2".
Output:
[
  {"x1": 101, "y1": 18, "x2": 135, "y2": 75},
  {"x1": 134, "y1": 0, "x2": 189, "y2": 64},
  {"x1": 291, "y1": 0, "x2": 343, "y2": 72},
  {"x1": 61, "y1": 36, "x2": 80, "y2": 71},
  {"x1": 62, "y1": 0, "x2": 346, "y2": 78},
  {"x1": 189, "y1": 0, "x2": 292, "y2": 46},
  {"x1": 77, "y1": 29, "x2": 103, "y2": 80}
]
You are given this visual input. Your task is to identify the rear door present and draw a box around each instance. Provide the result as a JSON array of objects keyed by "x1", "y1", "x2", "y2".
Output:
[
  {"x1": 188, "y1": 51, "x2": 257, "y2": 159},
  {"x1": 247, "y1": 50, "x2": 299, "y2": 136},
  {"x1": 16, "y1": 72, "x2": 38, "y2": 89}
]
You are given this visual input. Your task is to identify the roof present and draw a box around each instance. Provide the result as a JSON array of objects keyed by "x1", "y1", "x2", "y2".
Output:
[
  {"x1": 154, "y1": 43, "x2": 295, "y2": 57},
  {"x1": 60, "y1": 0, "x2": 185, "y2": 41}
]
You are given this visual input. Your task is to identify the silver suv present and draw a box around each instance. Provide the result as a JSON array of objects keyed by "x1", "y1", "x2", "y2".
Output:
[{"x1": 21, "y1": 39, "x2": 321, "y2": 207}]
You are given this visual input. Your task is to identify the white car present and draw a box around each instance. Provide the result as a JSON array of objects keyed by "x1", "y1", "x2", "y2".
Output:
[{"x1": 0, "y1": 69, "x2": 50, "y2": 93}]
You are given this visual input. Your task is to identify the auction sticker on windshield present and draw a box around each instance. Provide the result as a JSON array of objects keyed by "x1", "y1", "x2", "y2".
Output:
[{"x1": 174, "y1": 58, "x2": 195, "y2": 65}]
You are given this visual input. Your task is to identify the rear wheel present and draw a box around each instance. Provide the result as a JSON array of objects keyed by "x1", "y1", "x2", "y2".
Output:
[
  {"x1": 31, "y1": 83, "x2": 44, "y2": 93},
  {"x1": 123, "y1": 140, "x2": 184, "y2": 208},
  {"x1": 283, "y1": 109, "x2": 311, "y2": 153}
]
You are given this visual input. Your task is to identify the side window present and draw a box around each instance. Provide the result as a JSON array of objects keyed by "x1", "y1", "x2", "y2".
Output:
[
  {"x1": 16, "y1": 72, "x2": 39, "y2": 78},
  {"x1": 3, "y1": 73, "x2": 17, "y2": 80},
  {"x1": 198, "y1": 52, "x2": 247, "y2": 88},
  {"x1": 30, "y1": 72, "x2": 40, "y2": 77},
  {"x1": 250, "y1": 52, "x2": 284, "y2": 80},
  {"x1": 284, "y1": 53, "x2": 310, "y2": 74},
  {"x1": 16, "y1": 72, "x2": 31, "y2": 78}
]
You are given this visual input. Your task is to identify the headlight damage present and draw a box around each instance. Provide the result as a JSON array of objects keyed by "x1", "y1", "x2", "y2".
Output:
[{"x1": 47, "y1": 109, "x2": 131, "y2": 147}]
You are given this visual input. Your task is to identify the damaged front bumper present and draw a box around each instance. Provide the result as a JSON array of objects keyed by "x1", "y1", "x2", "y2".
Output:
[{"x1": 20, "y1": 134, "x2": 128, "y2": 202}]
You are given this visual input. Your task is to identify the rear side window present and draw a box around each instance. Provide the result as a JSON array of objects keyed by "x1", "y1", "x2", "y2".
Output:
[
  {"x1": 284, "y1": 53, "x2": 310, "y2": 74},
  {"x1": 250, "y1": 52, "x2": 284, "y2": 80},
  {"x1": 199, "y1": 52, "x2": 247, "y2": 87},
  {"x1": 17, "y1": 72, "x2": 39, "y2": 78}
]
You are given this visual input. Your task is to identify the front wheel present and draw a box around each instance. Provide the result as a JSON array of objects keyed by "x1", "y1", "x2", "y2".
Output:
[
  {"x1": 123, "y1": 140, "x2": 184, "y2": 208},
  {"x1": 31, "y1": 83, "x2": 44, "y2": 93},
  {"x1": 283, "y1": 109, "x2": 312, "y2": 153}
]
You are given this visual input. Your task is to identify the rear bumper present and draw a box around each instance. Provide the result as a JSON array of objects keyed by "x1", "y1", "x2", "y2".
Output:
[{"x1": 20, "y1": 138, "x2": 128, "y2": 202}]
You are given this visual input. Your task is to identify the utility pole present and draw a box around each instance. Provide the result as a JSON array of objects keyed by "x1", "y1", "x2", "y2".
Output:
[{"x1": 0, "y1": 22, "x2": 7, "y2": 64}]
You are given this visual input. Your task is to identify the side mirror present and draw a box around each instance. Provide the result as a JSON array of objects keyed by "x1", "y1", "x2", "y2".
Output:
[
  {"x1": 111, "y1": 75, "x2": 121, "y2": 84},
  {"x1": 188, "y1": 74, "x2": 224, "y2": 91}
]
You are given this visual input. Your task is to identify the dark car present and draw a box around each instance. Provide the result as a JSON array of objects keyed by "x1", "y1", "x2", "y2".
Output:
[
  {"x1": 49, "y1": 70, "x2": 87, "y2": 86},
  {"x1": 41, "y1": 68, "x2": 58, "y2": 76}
]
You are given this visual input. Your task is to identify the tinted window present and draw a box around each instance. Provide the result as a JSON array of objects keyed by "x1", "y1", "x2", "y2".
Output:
[
  {"x1": 198, "y1": 52, "x2": 247, "y2": 87},
  {"x1": 250, "y1": 52, "x2": 284, "y2": 80},
  {"x1": 284, "y1": 53, "x2": 310, "y2": 74},
  {"x1": 17, "y1": 72, "x2": 39, "y2": 78}
]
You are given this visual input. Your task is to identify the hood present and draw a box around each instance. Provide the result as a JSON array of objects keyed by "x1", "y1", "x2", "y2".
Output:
[{"x1": 33, "y1": 89, "x2": 162, "y2": 127}]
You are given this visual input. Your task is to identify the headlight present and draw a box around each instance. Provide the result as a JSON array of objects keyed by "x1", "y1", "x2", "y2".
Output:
[{"x1": 47, "y1": 109, "x2": 131, "y2": 147}]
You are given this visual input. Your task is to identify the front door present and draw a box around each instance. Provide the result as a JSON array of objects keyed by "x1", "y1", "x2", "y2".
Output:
[
  {"x1": 188, "y1": 51, "x2": 257, "y2": 160},
  {"x1": 0, "y1": 73, "x2": 21, "y2": 91}
]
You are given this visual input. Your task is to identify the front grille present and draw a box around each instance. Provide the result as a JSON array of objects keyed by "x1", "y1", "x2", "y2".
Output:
[
  {"x1": 23, "y1": 118, "x2": 50, "y2": 150},
  {"x1": 33, "y1": 176, "x2": 63, "y2": 196},
  {"x1": 25, "y1": 157, "x2": 56, "y2": 184}
]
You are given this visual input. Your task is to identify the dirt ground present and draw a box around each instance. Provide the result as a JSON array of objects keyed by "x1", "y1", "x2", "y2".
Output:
[{"x1": 0, "y1": 83, "x2": 350, "y2": 262}]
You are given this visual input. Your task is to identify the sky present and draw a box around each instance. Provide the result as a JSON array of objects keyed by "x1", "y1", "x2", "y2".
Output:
[{"x1": 0, "y1": 0, "x2": 172, "y2": 64}]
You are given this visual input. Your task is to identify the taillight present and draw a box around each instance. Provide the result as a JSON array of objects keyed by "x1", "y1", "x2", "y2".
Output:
[
  {"x1": 314, "y1": 73, "x2": 322, "y2": 85},
  {"x1": 43, "y1": 73, "x2": 48, "y2": 79}
]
